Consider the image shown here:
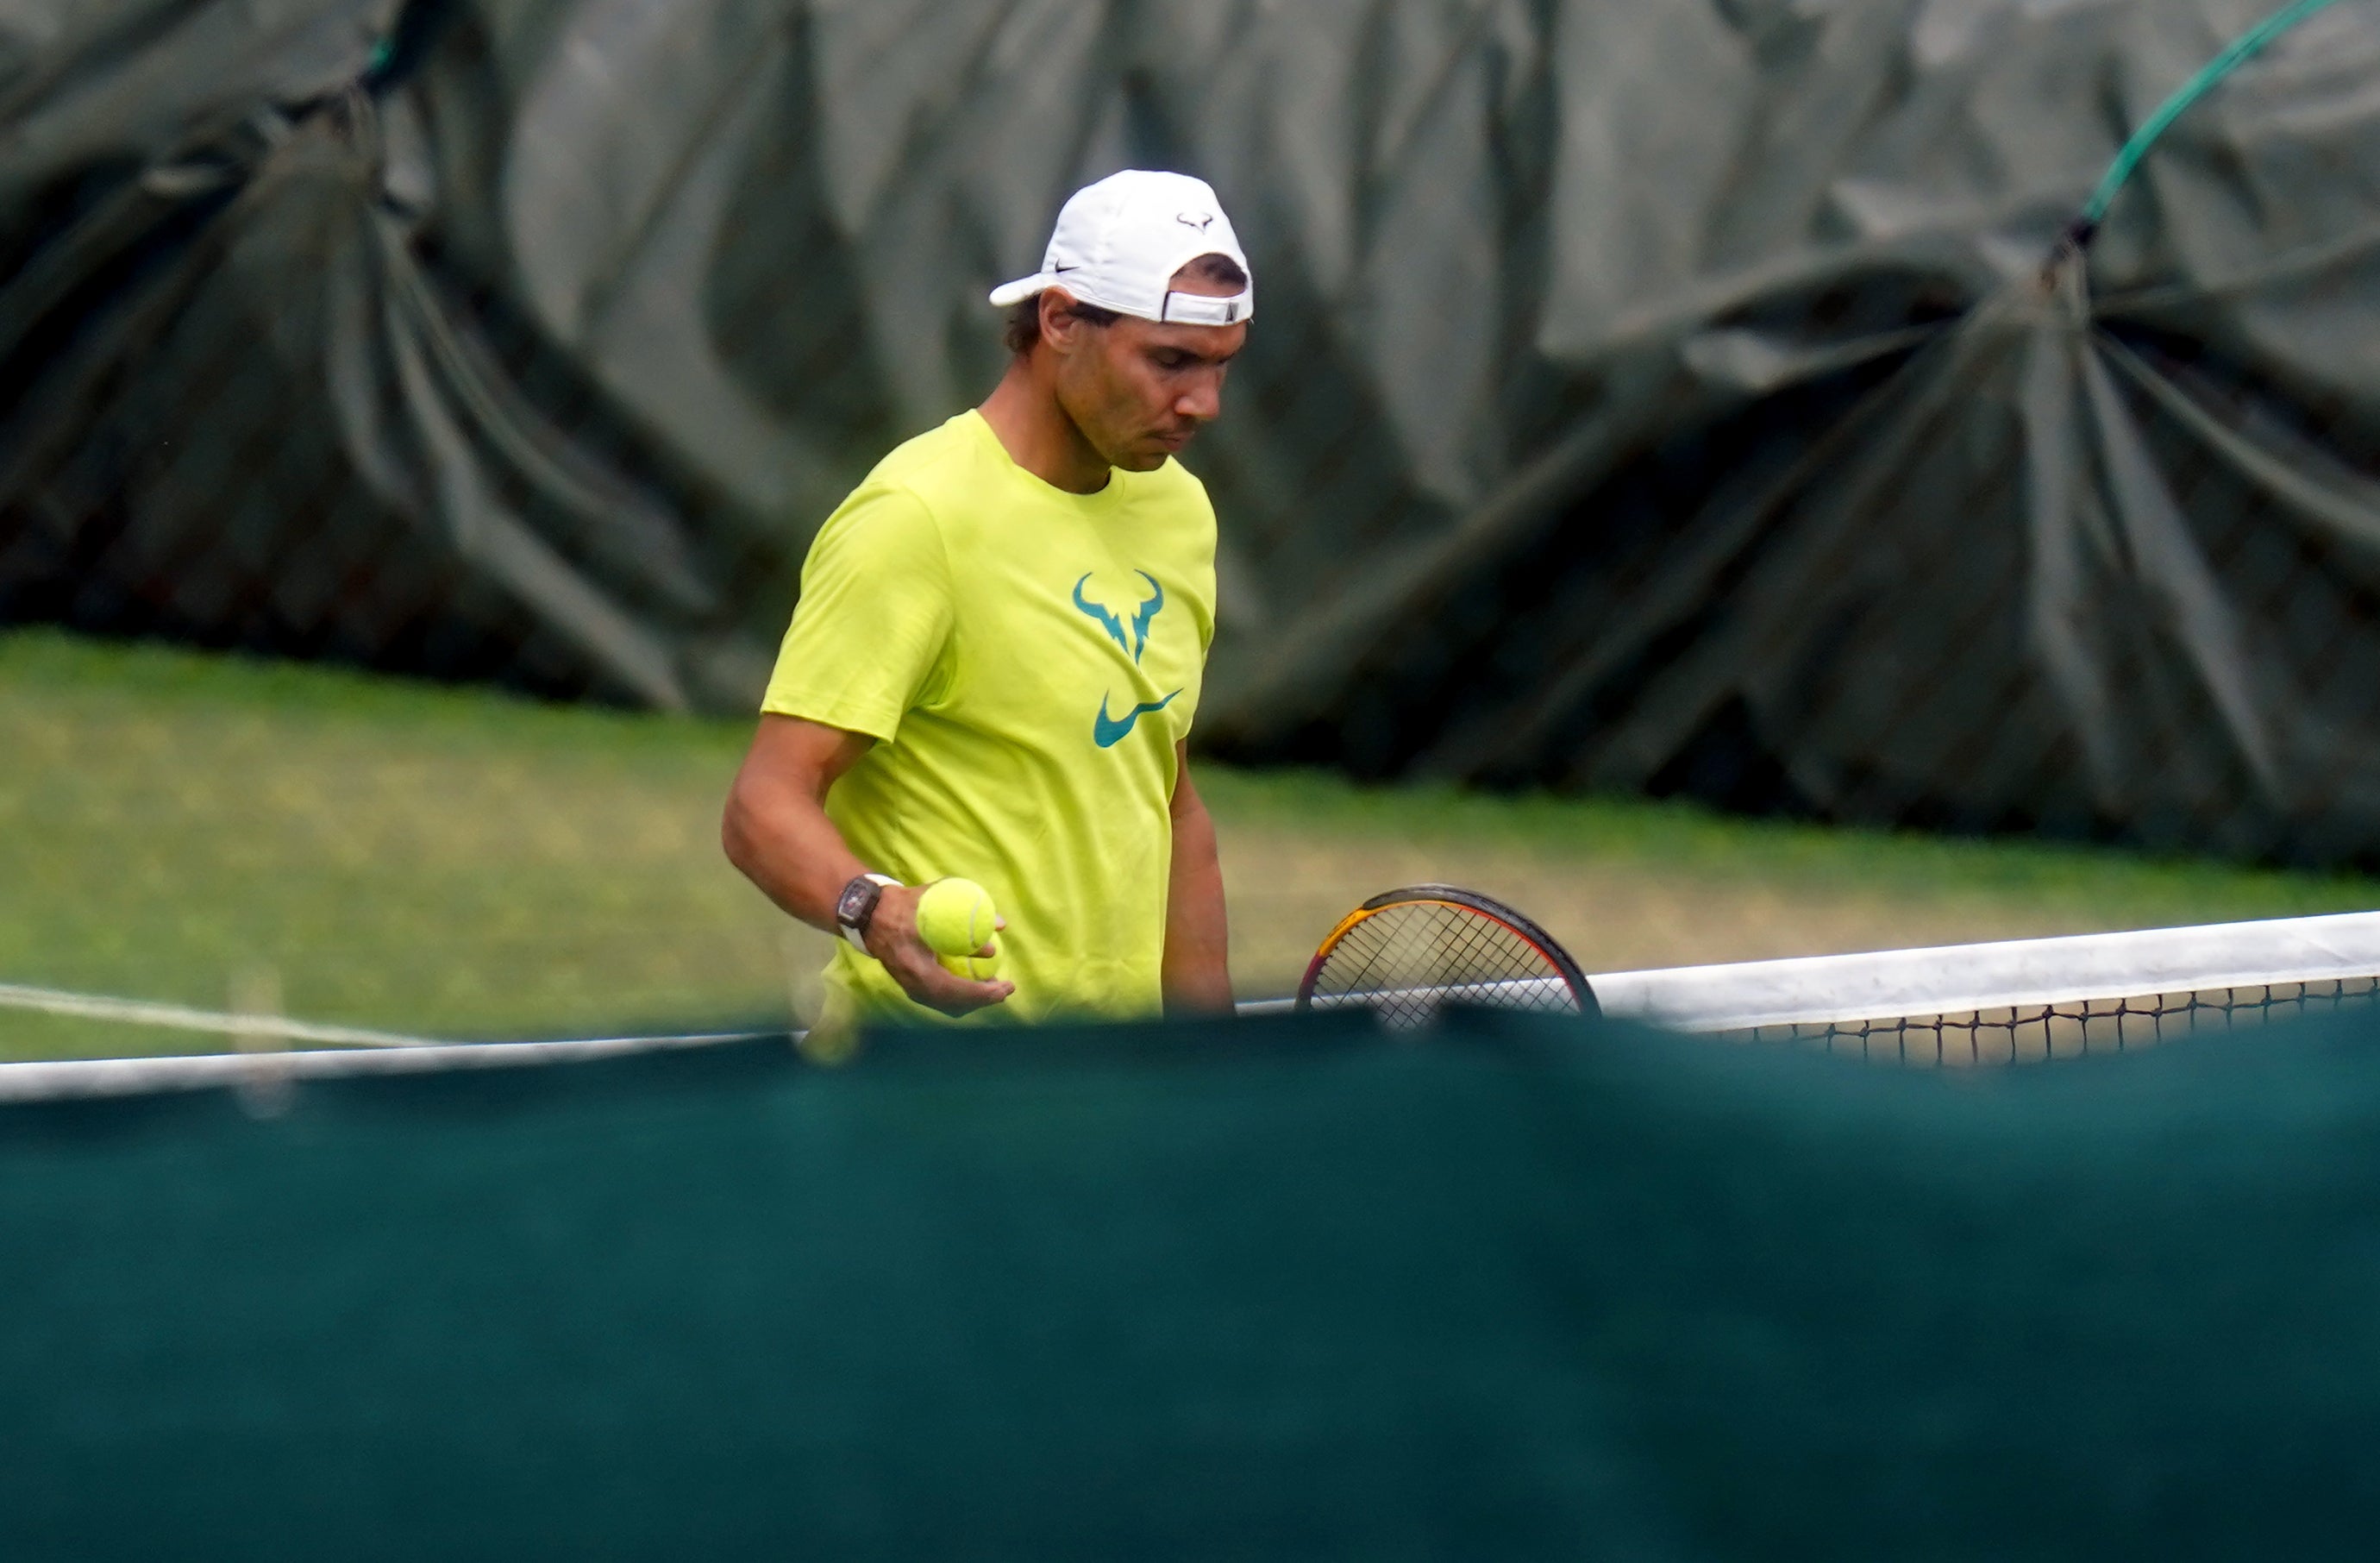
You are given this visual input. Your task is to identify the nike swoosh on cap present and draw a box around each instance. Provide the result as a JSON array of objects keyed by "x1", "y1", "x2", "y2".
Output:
[{"x1": 1093, "y1": 690, "x2": 1181, "y2": 748}]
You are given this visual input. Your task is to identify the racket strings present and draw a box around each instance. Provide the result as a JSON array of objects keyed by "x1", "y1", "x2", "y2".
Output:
[{"x1": 1311, "y1": 901, "x2": 1581, "y2": 1026}]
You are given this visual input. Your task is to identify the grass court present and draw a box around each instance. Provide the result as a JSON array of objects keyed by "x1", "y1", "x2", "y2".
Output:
[{"x1": 4, "y1": 628, "x2": 2373, "y2": 1060}]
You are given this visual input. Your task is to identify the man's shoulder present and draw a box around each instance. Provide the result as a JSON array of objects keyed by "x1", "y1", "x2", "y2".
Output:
[
  {"x1": 809, "y1": 417, "x2": 983, "y2": 558},
  {"x1": 859, "y1": 413, "x2": 986, "y2": 508}
]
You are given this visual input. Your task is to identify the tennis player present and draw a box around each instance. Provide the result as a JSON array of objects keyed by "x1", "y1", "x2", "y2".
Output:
[{"x1": 723, "y1": 169, "x2": 1250, "y2": 1033}]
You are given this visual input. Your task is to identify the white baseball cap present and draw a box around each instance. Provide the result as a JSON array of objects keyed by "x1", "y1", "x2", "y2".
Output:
[{"x1": 989, "y1": 169, "x2": 1254, "y2": 328}]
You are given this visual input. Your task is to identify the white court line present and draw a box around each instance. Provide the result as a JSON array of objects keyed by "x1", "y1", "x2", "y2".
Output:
[
  {"x1": 0, "y1": 981, "x2": 782, "y2": 1101},
  {"x1": 0, "y1": 982, "x2": 439, "y2": 1049},
  {"x1": 0, "y1": 1032, "x2": 781, "y2": 1102}
]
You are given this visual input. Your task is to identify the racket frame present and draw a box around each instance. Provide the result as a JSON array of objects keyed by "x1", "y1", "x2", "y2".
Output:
[{"x1": 1292, "y1": 883, "x2": 1598, "y2": 1017}]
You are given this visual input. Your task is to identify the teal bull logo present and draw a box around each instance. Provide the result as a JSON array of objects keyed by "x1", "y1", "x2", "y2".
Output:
[{"x1": 1073, "y1": 571, "x2": 1181, "y2": 748}]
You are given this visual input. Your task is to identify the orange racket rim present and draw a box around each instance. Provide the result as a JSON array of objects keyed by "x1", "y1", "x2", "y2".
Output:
[{"x1": 1292, "y1": 883, "x2": 1596, "y2": 1014}]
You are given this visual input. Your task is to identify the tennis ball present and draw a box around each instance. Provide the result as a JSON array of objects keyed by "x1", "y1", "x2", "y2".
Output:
[{"x1": 916, "y1": 876, "x2": 1001, "y2": 980}]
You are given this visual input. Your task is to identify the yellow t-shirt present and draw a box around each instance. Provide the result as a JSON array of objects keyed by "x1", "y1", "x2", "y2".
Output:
[{"x1": 761, "y1": 410, "x2": 1217, "y2": 1029}]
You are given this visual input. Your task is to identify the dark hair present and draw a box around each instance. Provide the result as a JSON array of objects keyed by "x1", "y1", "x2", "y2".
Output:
[
  {"x1": 1002, "y1": 253, "x2": 1248, "y2": 355},
  {"x1": 1003, "y1": 295, "x2": 1119, "y2": 355},
  {"x1": 1175, "y1": 252, "x2": 1249, "y2": 290}
]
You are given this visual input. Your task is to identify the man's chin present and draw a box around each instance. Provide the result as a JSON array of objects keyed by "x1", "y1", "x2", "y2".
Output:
[{"x1": 1091, "y1": 427, "x2": 1193, "y2": 472}]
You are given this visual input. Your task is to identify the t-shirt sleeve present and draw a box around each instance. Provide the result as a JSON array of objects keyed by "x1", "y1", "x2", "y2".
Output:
[{"x1": 759, "y1": 486, "x2": 953, "y2": 744}]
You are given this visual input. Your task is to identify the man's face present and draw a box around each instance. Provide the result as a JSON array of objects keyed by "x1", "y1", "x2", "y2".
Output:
[{"x1": 1046, "y1": 272, "x2": 1248, "y2": 472}]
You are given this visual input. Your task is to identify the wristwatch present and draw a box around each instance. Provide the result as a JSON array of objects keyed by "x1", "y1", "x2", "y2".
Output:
[{"x1": 835, "y1": 874, "x2": 900, "y2": 952}]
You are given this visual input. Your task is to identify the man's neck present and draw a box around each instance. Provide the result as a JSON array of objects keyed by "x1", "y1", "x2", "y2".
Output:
[{"x1": 978, "y1": 361, "x2": 1112, "y2": 495}]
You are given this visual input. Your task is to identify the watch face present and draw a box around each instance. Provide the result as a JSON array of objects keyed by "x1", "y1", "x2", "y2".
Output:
[{"x1": 836, "y1": 877, "x2": 876, "y2": 927}]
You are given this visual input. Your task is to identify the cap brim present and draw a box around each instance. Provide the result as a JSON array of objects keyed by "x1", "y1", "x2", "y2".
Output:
[{"x1": 986, "y1": 274, "x2": 1052, "y2": 308}]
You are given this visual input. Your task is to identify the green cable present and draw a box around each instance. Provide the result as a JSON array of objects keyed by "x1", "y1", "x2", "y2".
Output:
[{"x1": 2074, "y1": 0, "x2": 2348, "y2": 237}]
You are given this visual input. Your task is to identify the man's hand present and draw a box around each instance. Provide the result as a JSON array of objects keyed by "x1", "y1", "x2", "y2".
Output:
[
  {"x1": 725, "y1": 715, "x2": 1013, "y2": 1018},
  {"x1": 863, "y1": 882, "x2": 1015, "y2": 1017}
]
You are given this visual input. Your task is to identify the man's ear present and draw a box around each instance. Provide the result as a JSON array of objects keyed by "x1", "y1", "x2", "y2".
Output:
[
  {"x1": 1037, "y1": 292, "x2": 1065, "y2": 353},
  {"x1": 1038, "y1": 290, "x2": 1082, "y2": 356}
]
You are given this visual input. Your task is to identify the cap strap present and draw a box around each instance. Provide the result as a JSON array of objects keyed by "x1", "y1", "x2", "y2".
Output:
[{"x1": 1159, "y1": 289, "x2": 1252, "y2": 326}]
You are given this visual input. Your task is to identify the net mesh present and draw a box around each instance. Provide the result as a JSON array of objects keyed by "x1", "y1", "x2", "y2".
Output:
[
  {"x1": 1304, "y1": 901, "x2": 1585, "y2": 1027},
  {"x1": 1737, "y1": 978, "x2": 2380, "y2": 1065}
]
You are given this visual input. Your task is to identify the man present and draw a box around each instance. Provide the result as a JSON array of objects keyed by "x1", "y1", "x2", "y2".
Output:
[{"x1": 723, "y1": 169, "x2": 1250, "y2": 1033}]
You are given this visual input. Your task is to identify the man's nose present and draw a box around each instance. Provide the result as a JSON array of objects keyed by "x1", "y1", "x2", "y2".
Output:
[{"x1": 1174, "y1": 372, "x2": 1224, "y2": 424}]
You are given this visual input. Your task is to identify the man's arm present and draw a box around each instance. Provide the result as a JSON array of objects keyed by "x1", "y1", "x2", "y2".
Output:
[
  {"x1": 723, "y1": 713, "x2": 1012, "y2": 1016},
  {"x1": 1163, "y1": 741, "x2": 1233, "y2": 1016}
]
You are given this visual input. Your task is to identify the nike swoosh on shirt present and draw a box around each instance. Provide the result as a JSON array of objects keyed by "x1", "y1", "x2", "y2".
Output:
[{"x1": 1093, "y1": 689, "x2": 1181, "y2": 748}]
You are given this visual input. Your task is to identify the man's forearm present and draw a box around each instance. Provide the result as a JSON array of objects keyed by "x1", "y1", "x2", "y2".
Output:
[
  {"x1": 721, "y1": 715, "x2": 880, "y2": 934},
  {"x1": 723, "y1": 714, "x2": 1012, "y2": 1015},
  {"x1": 723, "y1": 778, "x2": 868, "y2": 935},
  {"x1": 1162, "y1": 776, "x2": 1233, "y2": 1016}
]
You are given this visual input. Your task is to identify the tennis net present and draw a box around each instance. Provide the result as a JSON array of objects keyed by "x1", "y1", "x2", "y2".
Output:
[
  {"x1": 6, "y1": 912, "x2": 2380, "y2": 1100},
  {"x1": 1589, "y1": 911, "x2": 2380, "y2": 1064}
]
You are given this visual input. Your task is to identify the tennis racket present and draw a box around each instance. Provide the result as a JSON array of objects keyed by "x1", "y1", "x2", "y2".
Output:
[{"x1": 1293, "y1": 884, "x2": 1597, "y2": 1026}]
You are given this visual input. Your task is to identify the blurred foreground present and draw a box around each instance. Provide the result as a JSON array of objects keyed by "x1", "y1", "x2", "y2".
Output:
[
  {"x1": 5, "y1": 630, "x2": 2375, "y2": 1059},
  {"x1": 9, "y1": 1009, "x2": 2380, "y2": 1556}
]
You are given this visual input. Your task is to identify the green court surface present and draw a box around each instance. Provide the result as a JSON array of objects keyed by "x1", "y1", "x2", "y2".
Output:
[{"x1": 4, "y1": 629, "x2": 2375, "y2": 1060}]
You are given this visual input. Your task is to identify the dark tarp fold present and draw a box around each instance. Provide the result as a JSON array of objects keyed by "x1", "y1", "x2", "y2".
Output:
[{"x1": 5, "y1": 1, "x2": 2380, "y2": 854}]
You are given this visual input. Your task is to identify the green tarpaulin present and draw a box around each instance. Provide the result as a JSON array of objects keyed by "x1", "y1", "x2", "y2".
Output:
[{"x1": 8, "y1": 1011, "x2": 2380, "y2": 1557}]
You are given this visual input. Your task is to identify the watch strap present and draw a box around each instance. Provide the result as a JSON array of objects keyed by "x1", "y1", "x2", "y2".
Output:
[{"x1": 838, "y1": 873, "x2": 900, "y2": 951}]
